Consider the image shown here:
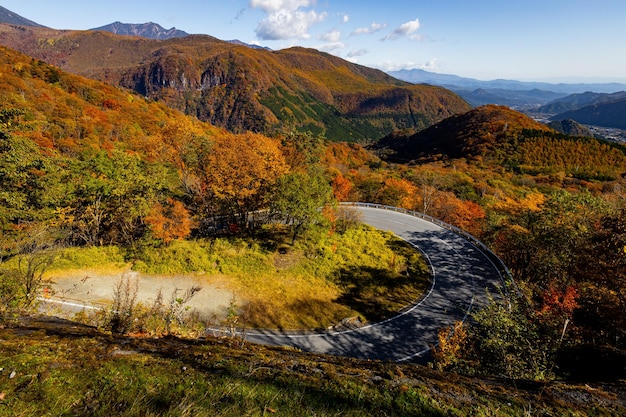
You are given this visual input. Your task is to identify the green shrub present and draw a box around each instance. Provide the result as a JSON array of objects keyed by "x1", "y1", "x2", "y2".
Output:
[
  {"x1": 133, "y1": 239, "x2": 216, "y2": 275},
  {"x1": 133, "y1": 238, "x2": 274, "y2": 276},
  {"x1": 51, "y1": 246, "x2": 126, "y2": 271}
]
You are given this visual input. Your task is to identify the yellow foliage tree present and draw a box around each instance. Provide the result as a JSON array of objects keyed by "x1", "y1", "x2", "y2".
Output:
[
  {"x1": 431, "y1": 321, "x2": 467, "y2": 371},
  {"x1": 376, "y1": 177, "x2": 418, "y2": 209},
  {"x1": 200, "y1": 132, "x2": 288, "y2": 221}
]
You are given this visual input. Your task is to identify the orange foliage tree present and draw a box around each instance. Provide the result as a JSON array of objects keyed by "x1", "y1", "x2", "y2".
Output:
[
  {"x1": 418, "y1": 189, "x2": 486, "y2": 236},
  {"x1": 376, "y1": 177, "x2": 418, "y2": 209},
  {"x1": 539, "y1": 285, "x2": 579, "y2": 343},
  {"x1": 144, "y1": 198, "x2": 194, "y2": 244},
  {"x1": 431, "y1": 321, "x2": 468, "y2": 371},
  {"x1": 199, "y1": 132, "x2": 288, "y2": 224},
  {"x1": 331, "y1": 172, "x2": 354, "y2": 201}
]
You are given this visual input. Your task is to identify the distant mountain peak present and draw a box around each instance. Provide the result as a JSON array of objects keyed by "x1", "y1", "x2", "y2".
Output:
[
  {"x1": 226, "y1": 39, "x2": 271, "y2": 50},
  {"x1": 0, "y1": 5, "x2": 47, "y2": 28},
  {"x1": 90, "y1": 21, "x2": 189, "y2": 40}
]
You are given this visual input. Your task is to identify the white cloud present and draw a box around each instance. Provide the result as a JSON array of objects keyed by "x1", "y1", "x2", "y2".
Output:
[
  {"x1": 255, "y1": 10, "x2": 326, "y2": 40},
  {"x1": 372, "y1": 58, "x2": 444, "y2": 72},
  {"x1": 347, "y1": 48, "x2": 368, "y2": 58},
  {"x1": 383, "y1": 18, "x2": 421, "y2": 41},
  {"x1": 318, "y1": 29, "x2": 341, "y2": 42},
  {"x1": 342, "y1": 14, "x2": 349, "y2": 23},
  {"x1": 318, "y1": 42, "x2": 346, "y2": 52},
  {"x1": 251, "y1": 0, "x2": 327, "y2": 40},
  {"x1": 351, "y1": 22, "x2": 387, "y2": 36},
  {"x1": 250, "y1": 0, "x2": 313, "y2": 13},
  {"x1": 420, "y1": 58, "x2": 443, "y2": 71},
  {"x1": 374, "y1": 60, "x2": 418, "y2": 72}
]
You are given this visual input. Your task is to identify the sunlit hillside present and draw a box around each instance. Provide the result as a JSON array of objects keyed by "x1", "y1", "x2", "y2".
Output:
[{"x1": 0, "y1": 24, "x2": 470, "y2": 140}]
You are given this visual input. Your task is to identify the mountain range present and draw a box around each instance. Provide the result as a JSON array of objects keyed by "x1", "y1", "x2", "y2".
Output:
[
  {"x1": 389, "y1": 69, "x2": 626, "y2": 131},
  {"x1": 1, "y1": 5, "x2": 624, "y2": 137},
  {"x1": 389, "y1": 68, "x2": 626, "y2": 110},
  {"x1": 90, "y1": 21, "x2": 269, "y2": 50},
  {"x1": 0, "y1": 23, "x2": 468, "y2": 140},
  {"x1": 550, "y1": 99, "x2": 626, "y2": 130},
  {"x1": 533, "y1": 91, "x2": 626, "y2": 131},
  {"x1": 538, "y1": 91, "x2": 626, "y2": 114},
  {"x1": 389, "y1": 68, "x2": 626, "y2": 95}
]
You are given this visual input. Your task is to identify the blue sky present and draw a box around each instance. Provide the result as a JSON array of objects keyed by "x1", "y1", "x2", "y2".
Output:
[{"x1": 3, "y1": 0, "x2": 626, "y2": 82}]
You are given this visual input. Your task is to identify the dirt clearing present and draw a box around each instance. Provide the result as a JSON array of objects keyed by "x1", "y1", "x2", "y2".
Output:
[{"x1": 42, "y1": 270, "x2": 236, "y2": 321}]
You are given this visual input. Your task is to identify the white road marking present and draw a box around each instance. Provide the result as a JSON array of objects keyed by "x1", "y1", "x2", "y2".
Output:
[{"x1": 37, "y1": 297, "x2": 102, "y2": 311}]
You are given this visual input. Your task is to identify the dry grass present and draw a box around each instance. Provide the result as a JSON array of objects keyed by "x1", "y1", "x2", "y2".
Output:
[{"x1": 0, "y1": 316, "x2": 622, "y2": 417}]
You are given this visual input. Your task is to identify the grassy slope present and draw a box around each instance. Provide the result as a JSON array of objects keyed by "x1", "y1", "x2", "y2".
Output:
[
  {"x1": 0, "y1": 316, "x2": 624, "y2": 416},
  {"x1": 44, "y1": 225, "x2": 430, "y2": 331}
]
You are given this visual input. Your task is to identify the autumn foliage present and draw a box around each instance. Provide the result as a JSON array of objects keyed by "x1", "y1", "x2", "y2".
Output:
[
  {"x1": 1, "y1": 41, "x2": 626, "y2": 383},
  {"x1": 145, "y1": 198, "x2": 194, "y2": 244}
]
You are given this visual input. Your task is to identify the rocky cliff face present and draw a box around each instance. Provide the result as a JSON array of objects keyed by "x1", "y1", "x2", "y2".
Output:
[{"x1": 90, "y1": 22, "x2": 189, "y2": 40}]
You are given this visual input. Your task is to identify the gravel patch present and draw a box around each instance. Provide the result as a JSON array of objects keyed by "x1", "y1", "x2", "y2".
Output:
[{"x1": 45, "y1": 270, "x2": 236, "y2": 321}]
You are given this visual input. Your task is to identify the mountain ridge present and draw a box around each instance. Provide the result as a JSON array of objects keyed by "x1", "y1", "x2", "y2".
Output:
[
  {"x1": 0, "y1": 5, "x2": 47, "y2": 28},
  {"x1": 539, "y1": 91, "x2": 626, "y2": 113},
  {"x1": 0, "y1": 24, "x2": 469, "y2": 140},
  {"x1": 90, "y1": 21, "x2": 189, "y2": 40},
  {"x1": 551, "y1": 98, "x2": 626, "y2": 130},
  {"x1": 369, "y1": 104, "x2": 626, "y2": 182},
  {"x1": 389, "y1": 68, "x2": 626, "y2": 108}
]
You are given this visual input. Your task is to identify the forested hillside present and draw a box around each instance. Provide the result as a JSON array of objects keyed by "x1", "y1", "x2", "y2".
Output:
[
  {"x1": 370, "y1": 105, "x2": 553, "y2": 162},
  {"x1": 370, "y1": 105, "x2": 626, "y2": 181},
  {"x1": 0, "y1": 24, "x2": 469, "y2": 140},
  {"x1": 0, "y1": 45, "x2": 305, "y2": 249}
]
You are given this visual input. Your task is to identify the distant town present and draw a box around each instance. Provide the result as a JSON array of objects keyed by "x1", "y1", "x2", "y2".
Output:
[{"x1": 587, "y1": 125, "x2": 626, "y2": 142}]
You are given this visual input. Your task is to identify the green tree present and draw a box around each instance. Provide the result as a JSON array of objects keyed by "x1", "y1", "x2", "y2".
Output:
[
  {"x1": 270, "y1": 169, "x2": 334, "y2": 243},
  {"x1": 446, "y1": 294, "x2": 561, "y2": 380},
  {"x1": 68, "y1": 149, "x2": 175, "y2": 246},
  {"x1": 0, "y1": 108, "x2": 70, "y2": 249},
  {"x1": 0, "y1": 223, "x2": 58, "y2": 317},
  {"x1": 493, "y1": 190, "x2": 608, "y2": 286},
  {"x1": 0, "y1": 120, "x2": 56, "y2": 228},
  {"x1": 574, "y1": 210, "x2": 626, "y2": 348},
  {"x1": 280, "y1": 130, "x2": 325, "y2": 172}
]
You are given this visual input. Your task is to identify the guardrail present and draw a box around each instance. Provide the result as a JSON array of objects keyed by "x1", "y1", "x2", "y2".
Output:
[{"x1": 339, "y1": 202, "x2": 517, "y2": 299}]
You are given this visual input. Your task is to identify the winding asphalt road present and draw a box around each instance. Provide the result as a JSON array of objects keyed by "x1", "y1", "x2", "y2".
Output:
[{"x1": 242, "y1": 204, "x2": 506, "y2": 363}]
